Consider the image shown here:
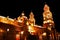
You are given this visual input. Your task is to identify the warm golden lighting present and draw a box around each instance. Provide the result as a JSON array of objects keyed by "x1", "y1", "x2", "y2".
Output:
[
  {"x1": 30, "y1": 32, "x2": 35, "y2": 35},
  {"x1": 7, "y1": 28, "x2": 9, "y2": 31},
  {"x1": 0, "y1": 16, "x2": 14, "y2": 25},
  {"x1": 26, "y1": 22, "x2": 29, "y2": 25},
  {"x1": 8, "y1": 18, "x2": 14, "y2": 22},
  {"x1": 47, "y1": 27, "x2": 51, "y2": 31},
  {"x1": 28, "y1": 25, "x2": 35, "y2": 33},
  {"x1": 47, "y1": 20, "x2": 52, "y2": 23},
  {"x1": 42, "y1": 32, "x2": 46, "y2": 36},
  {"x1": 43, "y1": 4, "x2": 50, "y2": 12},
  {"x1": 0, "y1": 16, "x2": 6, "y2": 18},
  {"x1": 43, "y1": 21, "x2": 47, "y2": 24},
  {"x1": 43, "y1": 4, "x2": 54, "y2": 29},
  {"x1": 0, "y1": 29, "x2": 4, "y2": 32},
  {"x1": 17, "y1": 20, "x2": 22, "y2": 23},
  {"x1": 0, "y1": 30, "x2": 3, "y2": 32},
  {"x1": 21, "y1": 12, "x2": 25, "y2": 16},
  {"x1": 31, "y1": 23, "x2": 34, "y2": 26},
  {"x1": 29, "y1": 11, "x2": 35, "y2": 25},
  {"x1": 21, "y1": 31, "x2": 24, "y2": 34},
  {"x1": 16, "y1": 34, "x2": 20, "y2": 40},
  {"x1": 0, "y1": 4, "x2": 56, "y2": 40},
  {"x1": 49, "y1": 23, "x2": 52, "y2": 25},
  {"x1": 17, "y1": 16, "x2": 22, "y2": 23},
  {"x1": 16, "y1": 34, "x2": 20, "y2": 37}
]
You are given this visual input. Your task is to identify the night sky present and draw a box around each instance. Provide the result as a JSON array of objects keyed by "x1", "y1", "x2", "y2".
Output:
[{"x1": 0, "y1": 0, "x2": 60, "y2": 32}]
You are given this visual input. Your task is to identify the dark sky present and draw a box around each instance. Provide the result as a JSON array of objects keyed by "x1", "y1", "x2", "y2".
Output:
[{"x1": 0, "y1": 0, "x2": 60, "y2": 32}]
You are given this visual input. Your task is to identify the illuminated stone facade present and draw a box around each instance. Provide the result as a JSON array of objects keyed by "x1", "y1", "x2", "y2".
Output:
[
  {"x1": 43, "y1": 4, "x2": 55, "y2": 30},
  {"x1": 0, "y1": 4, "x2": 58, "y2": 40}
]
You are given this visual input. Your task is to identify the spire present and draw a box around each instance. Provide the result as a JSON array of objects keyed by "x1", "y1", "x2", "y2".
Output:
[
  {"x1": 29, "y1": 11, "x2": 34, "y2": 17},
  {"x1": 29, "y1": 11, "x2": 35, "y2": 25},
  {"x1": 21, "y1": 11, "x2": 25, "y2": 16},
  {"x1": 43, "y1": 4, "x2": 54, "y2": 28},
  {"x1": 43, "y1": 4, "x2": 50, "y2": 11}
]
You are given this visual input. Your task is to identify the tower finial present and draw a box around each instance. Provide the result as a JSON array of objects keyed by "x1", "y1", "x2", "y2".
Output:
[
  {"x1": 43, "y1": 3, "x2": 50, "y2": 11},
  {"x1": 30, "y1": 11, "x2": 34, "y2": 17},
  {"x1": 21, "y1": 11, "x2": 25, "y2": 16}
]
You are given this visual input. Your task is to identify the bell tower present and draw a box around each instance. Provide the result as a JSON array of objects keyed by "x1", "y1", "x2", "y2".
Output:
[{"x1": 43, "y1": 4, "x2": 54, "y2": 30}]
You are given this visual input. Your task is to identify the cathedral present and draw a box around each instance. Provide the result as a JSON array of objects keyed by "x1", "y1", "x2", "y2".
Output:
[{"x1": 0, "y1": 4, "x2": 59, "y2": 40}]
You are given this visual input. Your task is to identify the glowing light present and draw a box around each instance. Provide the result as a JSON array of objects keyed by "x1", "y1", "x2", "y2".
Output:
[
  {"x1": 17, "y1": 20, "x2": 22, "y2": 23},
  {"x1": 30, "y1": 32, "x2": 35, "y2": 35},
  {"x1": 28, "y1": 26, "x2": 35, "y2": 33},
  {"x1": 47, "y1": 27, "x2": 51, "y2": 31},
  {"x1": 49, "y1": 24, "x2": 52, "y2": 25},
  {"x1": 0, "y1": 16, "x2": 14, "y2": 25},
  {"x1": 21, "y1": 31, "x2": 24, "y2": 34},
  {"x1": 16, "y1": 34, "x2": 20, "y2": 37},
  {"x1": 21, "y1": 12, "x2": 24, "y2": 16},
  {"x1": 26, "y1": 22, "x2": 29, "y2": 25},
  {"x1": 0, "y1": 30, "x2": 3, "y2": 32},
  {"x1": 47, "y1": 20, "x2": 51, "y2": 22},
  {"x1": 42, "y1": 32, "x2": 46, "y2": 36},
  {"x1": 43, "y1": 21, "x2": 47, "y2": 24},
  {"x1": 16, "y1": 34, "x2": 20, "y2": 40},
  {"x1": 44, "y1": 18, "x2": 45, "y2": 20},
  {"x1": 44, "y1": 4, "x2": 49, "y2": 11},
  {"x1": 0, "y1": 29, "x2": 3, "y2": 32},
  {"x1": 0, "y1": 16, "x2": 6, "y2": 18},
  {"x1": 2, "y1": 21, "x2": 8, "y2": 23},
  {"x1": 31, "y1": 23, "x2": 34, "y2": 26},
  {"x1": 34, "y1": 25, "x2": 42, "y2": 28},
  {"x1": 7, "y1": 29, "x2": 9, "y2": 31},
  {"x1": 8, "y1": 18, "x2": 14, "y2": 21}
]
